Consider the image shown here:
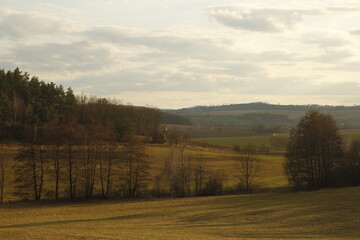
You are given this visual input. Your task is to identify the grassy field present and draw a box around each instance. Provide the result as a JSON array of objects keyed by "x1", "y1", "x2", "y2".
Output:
[
  {"x1": 147, "y1": 146, "x2": 287, "y2": 191},
  {"x1": 193, "y1": 136, "x2": 274, "y2": 148},
  {"x1": 0, "y1": 144, "x2": 287, "y2": 202},
  {"x1": 1, "y1": 135, "x2": 359, "y2": 239},
  {"x1": 0, "y1": 186, "x2": 359, "y2": 239},
  {"x1": 193, "y1": 135, "x2": 288, "y2": 153},
  {"x1": 193, "y1": 129, "x2": 360, "y2": 152}
]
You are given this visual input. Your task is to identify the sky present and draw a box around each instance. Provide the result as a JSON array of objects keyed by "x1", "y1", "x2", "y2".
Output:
[{"x1": 1, "y1": 0, "x2": 360, "y2": 109}]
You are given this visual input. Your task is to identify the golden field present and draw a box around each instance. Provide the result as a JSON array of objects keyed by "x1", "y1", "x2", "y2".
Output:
[{"x1": 1, "y1": 186, "x2": 360, "y2": 239}]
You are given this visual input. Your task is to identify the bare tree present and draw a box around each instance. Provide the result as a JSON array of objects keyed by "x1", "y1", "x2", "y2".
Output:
[
  {"x1": 14, "y1": 143, "x2": 46, "y2": 200},
  {"x1": 99, "y1": 123, "x2": 118, "y2": 199},
  {"x1": 123, "y1": 135, "x2": 149, "y2": 198},
  {"x1": 64, "y1": 116, "x2": 82, "y2": 199},
  {"x1": 202, "y1": 169, "x2": 225, "y2": 196},
  {"x1": 81, "y1": 131, "x2": 97, "y2": 199},
  {"x1": 194, "y1": 154, "x2": 206, "y2": 196},
  {"x1": 234, "y1": 144, "x2": 263, "y2": 192},
  {"x1": 163, "y1": 144, "x2": 188, "y2": 197},
  {"x1": 44, "y1": 122, "x2": 65, "y2": 201}
]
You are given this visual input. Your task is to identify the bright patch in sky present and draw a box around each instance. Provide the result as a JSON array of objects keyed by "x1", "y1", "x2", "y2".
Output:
[{"x1": 1, "y1": 0, "x2": 360, "y2": 108}]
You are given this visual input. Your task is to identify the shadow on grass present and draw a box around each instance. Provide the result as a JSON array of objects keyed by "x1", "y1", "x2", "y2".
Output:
[
  {"x1": 219, "y1": 233, "x2": 319, "y2": 239},
  {"x1": 0, "y1": 213, "x2": 152, "y2": 229}
]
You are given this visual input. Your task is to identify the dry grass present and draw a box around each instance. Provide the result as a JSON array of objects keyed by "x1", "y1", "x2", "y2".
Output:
[
  {"x1": 147, "y1": 146, "x2": 287, "y2": 191},
  {"x1": 1, "y1": 186, "x2": 360, "y2": 239}
]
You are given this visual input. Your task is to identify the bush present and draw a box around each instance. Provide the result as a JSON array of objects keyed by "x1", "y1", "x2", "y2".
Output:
[{"x1": 201, "y1": 171, "x2": 224, "y2": 196}]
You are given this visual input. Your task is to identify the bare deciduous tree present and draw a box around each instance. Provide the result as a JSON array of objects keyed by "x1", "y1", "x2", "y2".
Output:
[
  {"x1": 123, "y1": 135, "x2": 149, "y2": 198},
  {"x1": 194, "y1": 154, "x2": 206, "y2": 196},
  {"x1": 234, "y1": 144, "x2": 263, "y2": 192}
]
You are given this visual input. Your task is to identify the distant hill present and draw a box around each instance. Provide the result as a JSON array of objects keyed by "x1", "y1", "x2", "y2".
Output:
[
  {"x1": 161, "y1": 111, "x2": 192, "y2": 125},
  {"x1": 166, "y1": 102, "x2": 360, "y2": 131},
  {"x1": 175, "y1": 102, "x2": 360, "y2": 112}
]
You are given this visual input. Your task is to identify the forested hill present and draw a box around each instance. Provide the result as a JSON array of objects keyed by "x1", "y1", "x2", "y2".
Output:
[
  {"x1": 175, "y1": 102, "x2": 360, "y2": 112},
  {"x1": 161, "y1": 111, "x2": 192, "y2": 125},
  {"x1": 0, "y1": 68, "x2": 184, "y2": 142}
]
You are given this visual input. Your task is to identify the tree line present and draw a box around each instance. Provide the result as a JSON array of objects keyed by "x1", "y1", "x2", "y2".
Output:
[
  {"x1": 1, "y1": 68, "x2": 359, "y2": 201},
  {"x1": 285, "y1": 110, "x2": 360, "y2": 191},
  {"x1": 0, "y1": 68, "x2": 264, "y2": 202},
  {"x1": 0, "y1": 68, "x2": 163, "y2": 201}
]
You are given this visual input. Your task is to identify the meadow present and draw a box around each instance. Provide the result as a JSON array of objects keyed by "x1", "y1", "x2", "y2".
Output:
[
  {"x1": 1, "y1": 128, "x2": 359, "y2": 239},
  {"x1": 3, "y1": 127, "x2": 358, "y2": 201},
  {"x1": 0, "y1": 143, "x2": 286, "y2": 202},
  {"x1": 148, "y1": 145, "x2": 287, "y2": 192},
  {"x1": 193, "y1": 135, "x2": 279, "y2": 150},
  {"x1": 0, "y1": 186, "x2": 359, "y2": 239},
  {"x1": 193, "y1": 129, "x2": 360, "y2": 152}
]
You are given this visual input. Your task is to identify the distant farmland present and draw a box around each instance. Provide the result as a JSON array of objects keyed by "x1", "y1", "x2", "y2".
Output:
[
  {"x1": 191, "y1": 129, "x2": 360, "y2": 152},
  {"x1": 166, "y1": 103, "x2": 360, "y2": 134}
]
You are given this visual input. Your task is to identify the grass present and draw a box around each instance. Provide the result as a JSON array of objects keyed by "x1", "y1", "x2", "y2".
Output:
[
  {"x1": 193, "y1": 135, "x2": 287, "y2": 152},
  {"x1": 194, "y1": 136, "x2": 271, "y2": 148},
  {"x1": 193, "y1": 129, "x2": 360, "y2": 152},
  {"x1": 0, "y1": 144, "x2": 287, "y2": 202},
  {"x1": 1, "y1": 134, "x2": 359, "y2": 239},
  {"x1": 0, "y1": 186, "x2": 360, "y2": 239},
  {"x1": 147, "y1": 145, "x2": 287, "y2": 191}
]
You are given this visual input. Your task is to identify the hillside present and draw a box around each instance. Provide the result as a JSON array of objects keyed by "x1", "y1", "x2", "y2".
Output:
[
  {"x1": 176, "y1": 102, "x2": 360, "y2": 112},
  {"x1": 1, "y1": 186, "x2": 359, "y2": 239},
  {"x1": 167, "y1": 102, "x2": 360, "y2": 131}
]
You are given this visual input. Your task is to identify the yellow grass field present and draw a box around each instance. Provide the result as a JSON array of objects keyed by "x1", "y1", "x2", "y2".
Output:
[
  {"x1": 0, "y1": 186, "x2": 359, "y2": 239},
  {"x1": 147, "y1": 146, "x2": 287, "y2": 191},
  {"x1": 0, "y1": 144, "x2": 287, "y2": 202}
]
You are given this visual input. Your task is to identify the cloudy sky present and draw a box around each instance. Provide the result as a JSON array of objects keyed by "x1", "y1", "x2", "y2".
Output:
[{"x1": 1, "y1": 0, "x2": 360, "y2": 108}]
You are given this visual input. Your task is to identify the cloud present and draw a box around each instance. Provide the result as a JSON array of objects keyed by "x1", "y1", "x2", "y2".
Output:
[
  {"x1": 316, "y1": 49, "x2": 354, "y2": 63},
  {"x1": 83, "y1": 26, "x2": 228, "y2": 57},
  {"x1": 9, "y1": 41, "x2": 116, "y2": 73},
  {"x1": 326, "y1": 6, "x2": 360, "y2": 12},
  {"x1": 311, "y1": 82, "x2": 360, "y2": 95},
  {"x1": 0, "y1": 8, "x2": 79, "y2": 39},
  {"x1": 207, "y1": 6, "x2": 321, "y2": 32},
  {"x1": 301, "y1": 32, "x2": 352, "y2": 48},
  {"x1": 83, "y1": 26, "x2": 302, "y2": 66},
  {"x1": 350, "y1": 29, "x2": 360, "y2": 35},
  {"x1": 35, "y1": 3, "x2": 81, "y2": 15},
  {"x1": 1, "y1": 3, "x2": 360, "y2": 108},
  {"x1": 326, "y1": 61, "x2": 360, "y2": 72},
  {"x1": 69, "y1": 70, "x2": 217, "y2": 95}
]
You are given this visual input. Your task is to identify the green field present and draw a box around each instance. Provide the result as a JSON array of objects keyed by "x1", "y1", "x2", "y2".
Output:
[
  {"x1": 194, "y1": 136, "x2": 273, "y2": 148},
  {"x1": 193, "y1": 129, "x2": 360, "y2": 152},
  {"x1": 1, "y1": 186, "x2": 359, "y2": 239},
  {"x1": 193, "y1": 135, "x2": 288, "y2": 152}
]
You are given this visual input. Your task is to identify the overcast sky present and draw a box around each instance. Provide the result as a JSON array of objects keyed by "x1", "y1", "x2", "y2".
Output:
[{"x1": 1, "y1": 0, "x2": 360, "y2": 108}]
